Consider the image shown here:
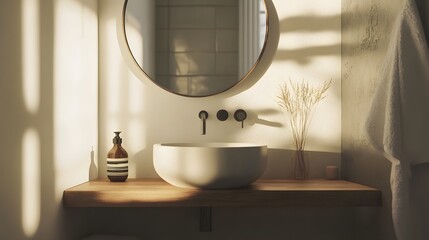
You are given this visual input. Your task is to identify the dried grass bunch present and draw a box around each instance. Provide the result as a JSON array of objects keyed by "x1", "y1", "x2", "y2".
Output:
[{"x1": 277, "y1": 79, "x2": 332, "y2": 151}]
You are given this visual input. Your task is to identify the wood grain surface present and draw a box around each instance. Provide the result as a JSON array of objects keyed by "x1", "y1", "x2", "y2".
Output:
[{"x1": 63, "y1": 179, "x2": 381, "y2": 207}]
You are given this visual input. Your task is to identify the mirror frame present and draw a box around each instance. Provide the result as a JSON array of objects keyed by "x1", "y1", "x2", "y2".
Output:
[{"x1": 122, "y1": 0, "x2": 269, "y2": 97}]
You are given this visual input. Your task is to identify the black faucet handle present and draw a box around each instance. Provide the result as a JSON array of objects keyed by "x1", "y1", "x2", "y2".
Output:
[
  {"x1": 234, "y1": 109, "x2": 247, "y2": 128},
  {"x1": 216, "y1": 109, "x2": 229, "y2": 121}
]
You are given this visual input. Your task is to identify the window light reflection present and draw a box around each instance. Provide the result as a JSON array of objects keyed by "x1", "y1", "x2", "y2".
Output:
[
  {"x1": 21, "y1": 128, "x2": 41, "y2": 237},
  {"x1": 22, "y1": 0, "x2": 40, "y2": 114}
]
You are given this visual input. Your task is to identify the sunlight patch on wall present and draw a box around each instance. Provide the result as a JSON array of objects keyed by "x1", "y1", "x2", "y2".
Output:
[
  {"x1": 279, "y1": 31, "x2": 340, "y2": 50},
  {"x1": 99, "y1": 0, "x2": 153, "y2": 178},
  {"x1": 53, "y1": 0, "x2": 98, "y2": 198},
  {"x1": 22, "y1": 0, "x2": 40, "y2": 114},
  {"x1": 128, "y1": 75, "x2": 145, "y2": 115},
  {"x1": 235, "y1": 0, "x2": 341, "y2": 152},
  {"x1": 127, "y1": 119, "x2": 146, "y2": 177},
  {"x1": 275, "y1": 0, "x2": 340, "y2": 17},
  {"x1": 21, "y1": 128, "x2": 41, "y2": 237},
  {"x1": 106, "y1": 18, "x2": 123, "y2": 114}
]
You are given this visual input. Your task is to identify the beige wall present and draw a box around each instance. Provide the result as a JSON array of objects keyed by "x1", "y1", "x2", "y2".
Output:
[
  {"x1": 94, "y1": 0, "x2": 359, "y2": 239},
  {"x1": 99, "y1": 0, "x2": 342, "y2": 181},
  {"x1": 342, "y1": 0, "x2": 429, "y2": 239},
  {"x1": 6, "y1": 0, "x2": 426, "y2": 239},
  {"x1": 0, "y1": 0, "x2": 98, "y2": 239}
]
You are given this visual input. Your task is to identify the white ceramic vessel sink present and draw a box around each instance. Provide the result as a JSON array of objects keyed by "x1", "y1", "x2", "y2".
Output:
[{"x1": 153, "y1": 143, "x2": 268, "y2": 189}]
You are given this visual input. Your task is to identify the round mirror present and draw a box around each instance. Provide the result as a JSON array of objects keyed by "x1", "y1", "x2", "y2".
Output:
[{"x1": 123, "y1": 0, "x2": 268, "y2": 97}]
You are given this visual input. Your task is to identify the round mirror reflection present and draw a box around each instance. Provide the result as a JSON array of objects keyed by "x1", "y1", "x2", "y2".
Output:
[{"x1": 123, "y1": 0, "x2": 268, "y2": 97}]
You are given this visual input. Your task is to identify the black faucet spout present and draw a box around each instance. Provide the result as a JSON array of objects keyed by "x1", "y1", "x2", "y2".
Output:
[{"x1": 198, "y1": 110, "x2": 209, "y2": 135}]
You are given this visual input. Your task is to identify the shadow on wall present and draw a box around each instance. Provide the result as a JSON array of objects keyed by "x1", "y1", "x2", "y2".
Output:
[
  {"x1": 275, "y1": 14, "x2": 340, "y2": 65},
  {"x1": 0, "y1": 0, "x2": 97, "y2": 239},
  {"x1": 245, "y1": 108, "x2": 283, "y2": 128},
  {"x1": 114, "y1": 0, "x2": 342, "y2": 178},
  {"x1": 223, "y1": 1, "x2": 342, "y2": 98},
  {"x1": 340, "y1": 0, "x2": 429, "y2": 239},
  {"x1": 278, "y1": 4, "x2": 402, "y2": 65},
  {"x1": 264, "y1": 149, "x2": 341, "y2": 179},
  {"x1": 0, "y1": 0, "x2": 56, "y2": 238}
]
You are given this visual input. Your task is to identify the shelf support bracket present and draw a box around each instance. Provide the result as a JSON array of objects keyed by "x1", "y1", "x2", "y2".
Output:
[{"x1": 199, "y1": 206, "x2": 212, "y2": 232}]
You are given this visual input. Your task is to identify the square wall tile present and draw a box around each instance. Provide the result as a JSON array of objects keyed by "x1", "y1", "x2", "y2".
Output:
[
  {"x1": 216, "y1": 29, "x2": 238, "y2": 52},
  {"x1": 169, "y1": 7, "x2": 215, "y2": 29},
  {"x1": 156, "y1": 0, "x2": 168, "y2": 6},
  {"x1": 156, "y1": 53, "x2": 169, "y2": 75},
  {"x1": 156, "y1": 30, "x2": 169, "y2": 52},
  {"x1": 216, "y1": 7, "x2": 238, "y2": 29},
  {"x1": 190, "y1": 76, "x2": 220, "y2": 95},
  {"x1": 169, "y1": 30, "x2": 215, "y2": 52},
  {"x1": 189, "y1": 75, "x2": 239, "y2": 95},
  {"x1": 169, "y1": 53, "x2": 189, "y2": 75},
  {"x1": 189, "y1": 76, "x2": 213, "y2": 96},
  {"x1": 216, "y1": 53, "x2": 238, "y2": 75},
  {"x1": 166, "y1": 76, "x2": 190, "y2": 95},
  {"x1": 188, "y1": 53, "x2": 216, "y2": 75},
  {"x1": 156, "y1": 7, "x2": 168, "y2": 28}
]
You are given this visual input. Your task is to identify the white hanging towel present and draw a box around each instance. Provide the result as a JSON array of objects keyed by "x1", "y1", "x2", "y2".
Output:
[{"x1": 365, "y1": 0, "x2": 429, "y2": 239}]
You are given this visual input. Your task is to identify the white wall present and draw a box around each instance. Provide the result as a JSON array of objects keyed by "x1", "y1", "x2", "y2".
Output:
[
  {"x1": 2, "y1": 0, "x2": 426, "y2": 238},
  {"x1": 342, "y1": 0, "x2": 429, "y2": 239},
  {"x1": 95, "y1": 1, "x2": 355, "y2": 240},
  {"x1": 99, "y1": 0, "x2": 342, "y2": 181},
  {"x1": 0, "y1": 0, "x2": 98, "y2": 239}
]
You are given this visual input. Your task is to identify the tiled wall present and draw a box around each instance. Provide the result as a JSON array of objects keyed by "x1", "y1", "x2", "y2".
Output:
[{"x1": 155, "y1": 0, "x2": 239, "y2": 95}]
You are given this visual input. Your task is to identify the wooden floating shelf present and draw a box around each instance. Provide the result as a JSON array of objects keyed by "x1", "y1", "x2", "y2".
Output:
[{"x1": 63, "y1": 179, "x2": 381, "y2": 208}]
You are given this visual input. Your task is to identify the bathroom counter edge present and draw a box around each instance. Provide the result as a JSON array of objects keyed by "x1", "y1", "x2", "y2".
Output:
[{"x1": 63, "y1": 179, "x2": 381, "y2": 207}]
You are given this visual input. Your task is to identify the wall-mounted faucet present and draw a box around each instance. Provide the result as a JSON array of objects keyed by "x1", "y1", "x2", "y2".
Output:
[
  {"x1": 234, "y1": 109, "x2": 247, "y2": 128},
  {"x1": 198, "y1": 110, "x2": 209, "y2": 135},
  {"x1": 216, "y1": 109, "x2": 229, "y2": 121}
]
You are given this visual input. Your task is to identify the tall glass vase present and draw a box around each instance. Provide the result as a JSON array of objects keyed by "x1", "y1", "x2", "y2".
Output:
[{"x1": 292, "y1": 149, "x2": 309, "y2": 179}]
